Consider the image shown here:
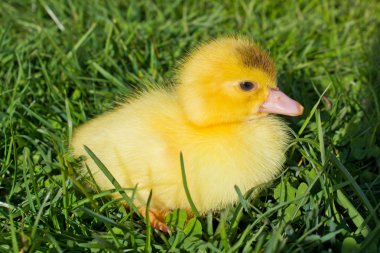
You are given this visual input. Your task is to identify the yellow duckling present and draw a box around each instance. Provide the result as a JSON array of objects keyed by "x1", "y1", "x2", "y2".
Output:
[{"x1": 71, "y1": 37, "x2": 303, "y2": 232}]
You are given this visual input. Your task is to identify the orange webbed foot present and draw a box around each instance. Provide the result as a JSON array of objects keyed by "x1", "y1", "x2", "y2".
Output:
[{"x1": 139, "y1": 207, "x2": 169, "y2": 232}]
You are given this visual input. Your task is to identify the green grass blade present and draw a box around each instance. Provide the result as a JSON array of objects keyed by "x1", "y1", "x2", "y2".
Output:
[
  {"x1": 31, "y1": 190, "x2": 51, "y2": 241},
  {"x1": 298, "y1": 85, "x2": 329, "y2": 136},
  {"x1": 83, "y1": 145, "x2": 140, "y2": 215},
  {"x1": 336, "y1": 189, "x2": 369, "y2": 237},
  {"x1": 359, "y1": 222, "x2": 380, "y2": 253},
  {"x1": 66, "y1": 22, "x2": 97, "y2": 59},
  {"x1": 7, "y1": 199, "x2": 19, "y2": 253},
  {"x1": 315, "y1": 109, "x2": 326, "y2": 165},
  {"x1": 90, "y1": 61, "x2": 130, "y2": 93},
  {"x1": 21, "y1": 148, "x2": 36, "y2": 213},
  {"x1": 179, "y1": 152, "x2": 200, "y2": 218},
  {"x1": 330, "y1": 154, "x2": 379, "y2": 225},
  {"x1": 77, "y1": 206, "x2": 129, "y2": 230},
  {"x1": 144, "y1": 190, "x2": 153, "y2": 253},
  {"x1": 46, "y1": 234, "x2": 64, "y2": 253},
  {"x1": 219, "y1": 210, "x2": 230, "y2": 251}
]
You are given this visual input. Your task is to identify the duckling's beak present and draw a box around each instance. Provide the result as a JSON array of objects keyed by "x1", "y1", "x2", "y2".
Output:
[{"x1": 259, "y1": 89, "x2": 304, "y2": 116}]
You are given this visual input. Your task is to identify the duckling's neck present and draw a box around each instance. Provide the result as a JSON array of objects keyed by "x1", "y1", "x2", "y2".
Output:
[
  {"x1": 183, "y1": 115, "x2": 247, "y2": 130},
  {"x1": 176, "y1": 92, "x2": 252, "y2": 128}
]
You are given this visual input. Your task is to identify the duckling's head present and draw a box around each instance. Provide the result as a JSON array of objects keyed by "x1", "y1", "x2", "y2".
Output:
[{"x1": 177, "y1": 37, "x2": 303, "y2": 127}]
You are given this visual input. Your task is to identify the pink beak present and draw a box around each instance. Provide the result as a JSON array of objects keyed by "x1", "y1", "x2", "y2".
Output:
[{"x1": 259, "y1": 89, "x2": 304, "y2": 116}]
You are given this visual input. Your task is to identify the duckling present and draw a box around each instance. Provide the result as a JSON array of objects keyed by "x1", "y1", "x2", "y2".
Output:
[{"x1": 71, "y1": 37, "x2": 303, "y2": 232}]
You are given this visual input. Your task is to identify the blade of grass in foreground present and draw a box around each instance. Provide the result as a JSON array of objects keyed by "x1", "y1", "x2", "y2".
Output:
[
  {"x1": 31, "y1": 190, "x2": 51, "y2": 242},
  {"x1": 315, "y1": 109, "x2": 326, "y2": 165},
  {"x1": 144, "y1": 190, "x2": 153, "y2": 253},
  {"x1": 7, "y1": 199, "x2": 19, "y2": 253},
  {"x1": 83, "y1": 145, "x2": 140, "y2": 215},
  {"x1": 219, "y1": 210, "x2": 230, "y2": 251},
  {"x1": 21, "y1": 148, "x2": 37, "y2": 213},
  {"x1": 74, "y1": 152, "x2": 136, "y2": 246},
  {"x1": 330, "y1": 154, "x2": 379, "y2": 225},
  {"x1": 298, "y1": 85, "x2": 330, "y2": 136},
  {"x1": 336, "y1": 189, "x2": 369, "y2": 237},
  {"x1": 180, "y1": 152, "x2": 201, "y2": 218},
  {"x1": 78, "y1": 206, "x2": 129, "y2": 230},
  {"x1": 359, "y1": 222, "x2": 380, "y2": 252},
  {"x1": 46, "y1": 234, "x2": 63, "y2": 253},
  {"x1": 229, "y1": 185, "x2": 256, "y2": 241},
  {"x1": 180, "y1": 152, "x2": 209, "y2": 235},
  {"x1": 76, "y1": 205, "x2": 124, "y2": 248}
]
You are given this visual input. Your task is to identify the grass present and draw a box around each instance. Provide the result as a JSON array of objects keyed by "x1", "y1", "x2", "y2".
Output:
[{"x1": 1, "y1": 0, "x2": 380, "y2": 252}]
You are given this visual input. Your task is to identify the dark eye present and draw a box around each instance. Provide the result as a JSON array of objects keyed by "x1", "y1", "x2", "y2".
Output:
[{"x1": 239, "y1": 81, "x2": 256, "y2": 91}]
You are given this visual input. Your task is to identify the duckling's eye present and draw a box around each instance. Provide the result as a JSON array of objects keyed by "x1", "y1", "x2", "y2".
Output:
[{"x1": 239, "y1": 81, "x2": 256, "y2": 91}]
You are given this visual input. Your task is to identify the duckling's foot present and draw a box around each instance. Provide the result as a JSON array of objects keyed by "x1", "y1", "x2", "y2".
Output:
[{"x1": 139, "y1": 207, "x2": 169, "y2": 232}]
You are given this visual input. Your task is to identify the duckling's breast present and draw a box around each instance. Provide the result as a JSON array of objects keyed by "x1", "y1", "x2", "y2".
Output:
[{"x1": 178, "y1": 116, "x2": 290, "y2": 213}]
